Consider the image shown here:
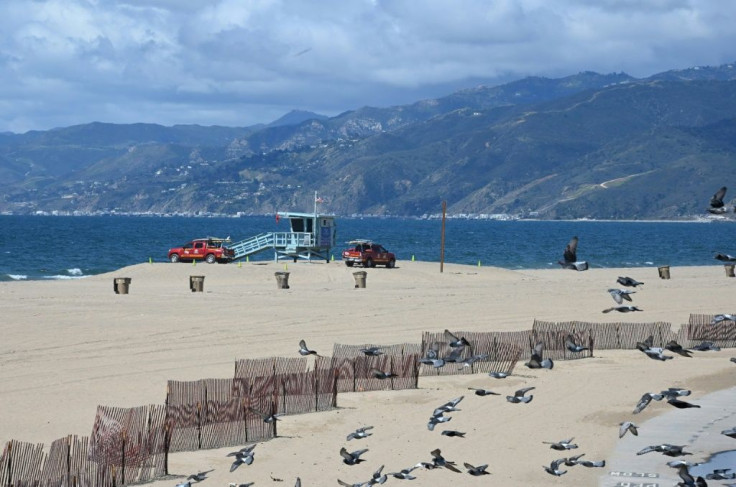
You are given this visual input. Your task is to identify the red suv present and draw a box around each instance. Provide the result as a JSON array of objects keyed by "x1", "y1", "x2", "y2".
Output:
[
  {"x1": 342, "y1": 240, "x2": 396, "y2": 268},
  {"x1": 168, "y1": 237, "x2": 235, "y2": 264}
]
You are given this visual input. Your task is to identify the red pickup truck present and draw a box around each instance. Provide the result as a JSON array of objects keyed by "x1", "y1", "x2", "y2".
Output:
[
  {"x1": 342, "y1": 240, "x2": 396, "y2": 268},
  {"x1": 168, "y1": 237, "x2": 235, "y2": 264}
]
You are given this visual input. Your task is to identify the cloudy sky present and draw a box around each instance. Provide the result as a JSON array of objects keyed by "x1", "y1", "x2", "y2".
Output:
[{"x1": 1, "y1": 0, "x2": 735, "y2": 133}]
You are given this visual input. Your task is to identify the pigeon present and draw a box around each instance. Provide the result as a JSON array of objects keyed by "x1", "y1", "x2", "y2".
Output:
[
  {"x1": 525, "y1": 341, "x2": 553, "y2": 369},
  {"x1": 674, "y1": 463, "x2": 698, "y2": 485},
  {"x1": 230, "y1": 450, "x2": 255, "y2": 471},
  {"x1": 444, "y1": 329, "x2": 470, "y2": 348},
  {"x1": 249, "y1": 407, "x2": 284, "y2": 423},
  {"x1": 298, "y1": 339, "x2": 317, "y2": 356},
  {"x1": 636, "y1": 335, "x2": 655, "y2": 352},
  {"x1": 565, "y1": 334, "x2": 588, "y2": 353},
  {"x1": 577, "y1": 459, "x2": 606, "y2": 468},
  {"x1": 633, "y1": 392, "x2": 664, "y2": 414},
  {"x1": 711, "y1": 313, "x2": 736, "y2": 325},
  {"x1": 389, "y1": 466, "x2": 418, "y2": 480},
  {"x1": 441, "y1": 430, "x2": 466, "y2": 438},
  {"x1": 714, "y1": 252, "x2": 736, "y2": 262},
  {"x1": 691, "y1": 341, "x2": 721, "y2": 352},
  {"x1": 442, "y1": 346, "x2": 466, "y2": 364},
  {"x1": 340, "y1": 447, "x2": 369, "y2": 465},
  {"x1": 709, "y1": 186, "x2": 728, "y2": 213},
  {"x1": 489, "y1": 371, "x2": 509, "y2": 379},
  {"x1": 563, "y1": 454, "x2": 586, "y2": 466},
  {"x1": 643, "y1": 347, "x2": 674, "y2": 361},
  {"x1": 370, "y1": 368, "x2": 397, "y2": 379},
  {"x1": 732, "y1": 357, "x2": 736, "y2": 364},
  {"x1": 619, "y1": 421, "x2": 639, "y2": 438},
  {"x1": 665, "y1": 340, "x2": 693, "y2": 357},
  {"x1": 429, "y1": 448, "x2": 462, "y2": 472},
  {"x1": 418, "y1": 342, "x2": 446, "y2": 368},
  {"x1": 617, "y1": 276, "x2": 644, "y2": 287},
  {"x1": 660, "y1": 387, "x2": 691, "y2": 399},
  {"x1": 543, "y1": 438, "x2": 578, "y2": 451},
  {"x1": 370, "y1": 465, "x2": 387, "y2": 484},
  {"x1": 359, "y1": 346, "x2": 383, "y2": 356},
  {"x1": 187, "y1": 470, "x2": 213, "y2": 482},
  {"x1": 458, "y1": 353, "x2": 488, "y2": 369},
  {"x1": 637, "y1": 444, "x2": 691, "y2": 457},
  {"x1": 603, "y1": 305, "x2": 643, "y2": 313},
  {"x1": 433, "y1": 396, "x2": 464, "y2": 416},
  {"x1": 346, "y1": 426, "x2": 374, "y2": 441},
  {"x1": 608, "y1": 288, "x2": 635, "y2": 304},
  {"x1": 706, "y1": 469, "x2": 736, "y2": 480},
  {"x1": 468, "y1": 387, "x2": 499, "y2": 396},
  {"x1": 506, "y1": 386, "x2": 534, "y2": 404},
  {"x1": 463, "y1": 463, "x2": 490, "y2": 476},
  {"x1": 294, "y1": 479, "x2": 301, "y2": 487},
  {"x1": 227, "y1": 444, "x2": 256, "y2": 457},
  {"x1": 543, "y1": 458, "x2": 567, "y2": 476},
  {"x1": 721, "y1": 427, "x2": 736, "y2": 438},
  {"x1": 427, "y1": 413, "x2": 452, "y2": 431},
  {"x1": 558, "y1": 236, "x2": 589, "y2": 271}
]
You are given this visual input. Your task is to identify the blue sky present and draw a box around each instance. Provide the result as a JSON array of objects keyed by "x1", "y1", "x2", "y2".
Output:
[{"x1": 1, "y1": 0, "x2": 735, "y2": 133}]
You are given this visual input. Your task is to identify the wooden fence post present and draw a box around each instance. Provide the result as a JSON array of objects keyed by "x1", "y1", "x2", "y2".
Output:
[
  {"x1": 120, "y1": 431, "x2": 126, "y2": 486},
  {"x1": 196, "y1": 402, "x2": 202, "y2": 450}
]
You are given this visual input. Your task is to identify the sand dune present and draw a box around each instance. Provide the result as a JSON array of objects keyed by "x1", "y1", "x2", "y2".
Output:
[{"x1": 1, "y1": 261, "x2": 734, "y2": 486}]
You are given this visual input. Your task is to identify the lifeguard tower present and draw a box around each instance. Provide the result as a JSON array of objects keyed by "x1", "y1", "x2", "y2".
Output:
[{"x1": 227, "y1": 211, "x2": 337, "y2": 262}]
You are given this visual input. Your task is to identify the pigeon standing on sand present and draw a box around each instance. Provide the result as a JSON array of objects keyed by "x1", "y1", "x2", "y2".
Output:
[
  {"x1": 298, "y1": 339, "x2": 318, "y2": 356},
  {"x1": 617, "y1": 276, "x2": 644, "y2": 287},
  {"x1": 558, "y1": 236, "x2": 589, "y2": 271}
]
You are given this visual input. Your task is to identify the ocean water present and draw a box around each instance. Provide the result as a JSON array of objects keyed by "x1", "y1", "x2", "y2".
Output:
[{"x1": 1, "y1": 215, "x2": 736, "y2": 281}]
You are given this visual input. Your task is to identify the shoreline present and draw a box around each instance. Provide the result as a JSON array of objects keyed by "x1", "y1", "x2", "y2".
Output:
[{"x1": 1, "y1": 261, "x2": 734, "y2": 486}]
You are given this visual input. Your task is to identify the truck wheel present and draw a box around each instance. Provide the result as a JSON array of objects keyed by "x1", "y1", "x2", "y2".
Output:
[
  {"x1": 386, "y1": 259, "x2": 395, "y2": 268},
  {"x1": 170, "y1": 254, "x2": 180, "y2": 263},
  {"x1": 205, "y1": 254, "x2": 216, "y2": 264},
  {"x1": 365, "y1": 257, "x2": 375, "y2": 268}
]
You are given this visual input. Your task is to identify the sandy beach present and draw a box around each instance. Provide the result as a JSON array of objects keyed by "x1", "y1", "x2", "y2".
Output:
[{"x1": 1, "y1": 260, "x2": 735, "y2": 486}]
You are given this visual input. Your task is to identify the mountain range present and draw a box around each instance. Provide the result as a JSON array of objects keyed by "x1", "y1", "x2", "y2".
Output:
[{"x1": 2, "y1": 62, "x2": 736, "y2": 219}]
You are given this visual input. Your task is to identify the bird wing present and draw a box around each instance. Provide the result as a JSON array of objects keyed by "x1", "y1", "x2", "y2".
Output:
[
  {"x1": 444, "y1": 329, "x2": 459, "y2": 342},
  {"x1": 339, "y1": 447, "x2": 352, "y2": 461},
  {"x1": 563, "y1": 236, "x2": 578, "y2": 263},
  {"x1": 515, "y1": 386, "x2": 535, "y2": 396},
  {"x1": 430, "y1": 448, "x2": 442, "y2": 459},
  {"x1": 611, "y1": 291, "x2": 623, "y2": 304},
  {"x1": 444, "y1": 462, "x2": 462, "y2": 473},
  {"x1": 711, "y1": 186, "x2": 727, "y2": 207}
]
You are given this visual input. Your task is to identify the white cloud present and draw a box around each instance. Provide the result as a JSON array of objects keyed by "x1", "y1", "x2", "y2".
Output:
[{"x1": 0, "y1": 0, "x2": 734, "y2": 132}]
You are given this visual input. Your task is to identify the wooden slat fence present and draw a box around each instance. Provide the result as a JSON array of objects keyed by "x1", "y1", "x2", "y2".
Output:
[
  {"x1": 419, "y1": 331, "x2": 525, "y2": 376},
  {"x1": 234, "y1": 357, "x2": 308, "y2": 378},
  {"x1": 327, "y1": 343, "x2": 421, "y2": 392},
  {"x1": 684, "y1": 314, "x2": 736, "y2": 348},
  {"x1": 588, "y1": 322, "x2": 675, "y2": 349}
]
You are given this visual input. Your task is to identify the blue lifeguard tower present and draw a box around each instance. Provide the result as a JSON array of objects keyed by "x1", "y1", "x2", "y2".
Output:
[{"x1": 228, "y1": 211, "x2": 337, "y2": 262}]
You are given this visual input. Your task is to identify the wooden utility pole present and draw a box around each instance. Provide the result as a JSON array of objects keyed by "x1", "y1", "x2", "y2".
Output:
[{"x1": 440, "y1": 200, "x2": 446, "y2": 273}]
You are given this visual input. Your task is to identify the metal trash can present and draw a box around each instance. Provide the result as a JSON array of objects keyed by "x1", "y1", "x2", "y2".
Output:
[
  {"x1": 190, "y1": 275, "x2": 205, "y2": 292},
  {"x1": 114, "y1": 277, "x2": 131, "y2": 294},
  {"x1": 657, "y1": 265, "x2": 670, "y2": 279},
  {"x1": 725, "y1": 264, "x2": 735, "y2": 278},
  {"x1": 353, "y1": 271, "x2": 367, "y2": 288},
  {"x1": 275, "y1": 271, "x2": 290, "y2": 289}
]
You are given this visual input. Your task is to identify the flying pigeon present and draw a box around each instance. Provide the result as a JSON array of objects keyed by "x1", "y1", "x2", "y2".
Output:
[
  {"x1": 721, "y1": 427, "x2": 736, "y2": 438},
  {"x1": 298, "y1": 339, "x2": 318, "y2": 356},
  {"x1": 458, "y1": 353, "x2": 489, "y2": 369},
  {"x1": 526, "y1": 341, "x2": 553, "y2": 369},
  {"x1": 603, "y1": 305, "x2": 643, "y2": 313},
  {"x1": 370, "y1": 368, "x2": 397, "y2": 379},
  {"x1": 444, "y1": 329, "x2": 470, "y2": 347},
  {"x1": 468, "y1": 387, "x2": 500, "y2": 396},
  {"x1": 346, "y1": 426, "x2": 374, "y2": 441},
  {"x1": 463, "y1": 463, "x2": 490, "y2": 476},
  {"x1": 441, "y1": 430, "x2": 466, "y2": 438},
  {"x1": 709, "y1": 186, "x2": 728, "y2": 213},
  {"x1": 248, "y1": 407, "x2": 283, "y2": 423},
  {"x1": 543, "y1": 458, "x2": 567, "y2": 476},
  {"x1": 489, "y1": 371, "x2": 509, "y2": 379},
  {"x1": 433, "y1": 396, "x2": 464, "y2": 416},
  {"x1": 429, "y1": 448, "x2": 462, "y2": 472},
  {"x1": 617, "y1": 276, "x2": 644, "y2": 287},
  {"x1": 389, "y1": 465, "x2": 419, "y2": 480},
  {"x1": 660, "y1": 387, "x2": 691, "y2": 399},
  {"x1": 565, "y1": 334, "x2": 588, "y2": 353},
  {"x1": 608, "y1": 288, "x2": 635, "y2": 304},
  {"x1": 711, "y1": 314, "x2": 736, "y2": 325},
  {"x1": 577, "y1": 459, "x2": 606, "y2": 468},
  {"x1": 705, "y1": 469, "x2": 735, "y2": 480},
  {"x1": 558, "y1": 236, "x2": 589, "y2": 271},
  {"x1": 563, "y1": 454, "x2": 586, "y2": 466},
  {"x1": 370, "y1": 465, "x2": 387, "y2": 484},
  {"x1": 714, "y1": 252, "x2": 736, "y2": 262},
  {"x1": 359, "y1": 346, "x2": 383, "y2": 356},
  {"x1": 637, "y1": 444, "x2": 691, "y2": 457},
  {"x1": 543, "y1": 438, "x2": 578, "y2": 451},
  {"x1": 187, "y1": 470, "x2": 213, "y2": 482},
  {"x1": 619, "y1": 421, "x2": 639, "y2": 438},
  {"x1": 427, "y1": 413, "x2": 451, "y2": 431},
  {"x1": 340, "y1": 447, "x2": 369, "y2": 465},
  {"x1": 230, "y1": 450, "x2": 255, "y2": 472},
  {"x1": 506, "y1": 386, "x2": 535, "y2": 404},
  {"x1": 633, "y1": 392, "x2": 664, "y2": 414}
]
